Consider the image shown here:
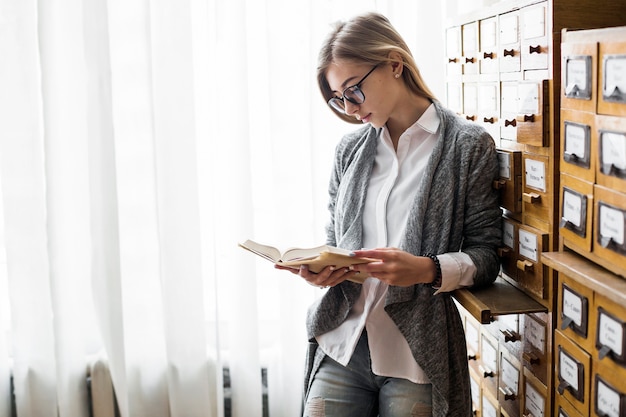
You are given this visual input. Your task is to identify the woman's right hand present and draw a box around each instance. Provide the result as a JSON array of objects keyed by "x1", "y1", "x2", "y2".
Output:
[{"x1": 274, "y1": 264, "x2": 358, "y2": 288}]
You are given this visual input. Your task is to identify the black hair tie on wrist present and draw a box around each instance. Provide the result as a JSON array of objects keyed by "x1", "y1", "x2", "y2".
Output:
[{"x1": 423, "y1": 253, "x2": 442, "y2": 288}]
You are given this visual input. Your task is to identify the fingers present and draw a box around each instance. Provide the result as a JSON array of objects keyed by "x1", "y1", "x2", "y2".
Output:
[{"x1": 301, "y1": 264, "x2": 357, "y2": 288}]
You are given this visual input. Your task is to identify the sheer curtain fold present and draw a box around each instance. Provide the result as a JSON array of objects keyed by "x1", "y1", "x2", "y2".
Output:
[{"x1": 0, "y1": 1, "x2": 443, "y2": 416}]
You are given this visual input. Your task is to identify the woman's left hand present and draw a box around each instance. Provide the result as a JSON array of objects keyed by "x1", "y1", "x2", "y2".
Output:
[{"x1": 349, "y1": 248, "x2": 436, "y2": 287}]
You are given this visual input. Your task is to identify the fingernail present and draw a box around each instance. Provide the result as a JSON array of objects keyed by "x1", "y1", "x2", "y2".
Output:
[
  {"x1": 329, "y1": 266, "x2": 336, "y2": 271},
  {"x1": 348, "y1": 252, "x2": 356, "y2": 257}
]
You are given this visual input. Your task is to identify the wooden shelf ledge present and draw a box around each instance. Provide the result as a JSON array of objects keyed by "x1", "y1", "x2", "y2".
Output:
[{"x1": 453, "y1": 277, "x2": 547, "y2": 324}]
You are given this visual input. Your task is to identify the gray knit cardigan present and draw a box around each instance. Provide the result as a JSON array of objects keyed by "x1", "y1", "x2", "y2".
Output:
[{"x1": 303, "y1": 101, "x2": 502, "y2": 416}]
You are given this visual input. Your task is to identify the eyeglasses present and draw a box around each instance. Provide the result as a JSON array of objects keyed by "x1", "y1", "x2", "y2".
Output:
[{"x1": 328, "y1": 65, "x2": 378, "y2": 114}]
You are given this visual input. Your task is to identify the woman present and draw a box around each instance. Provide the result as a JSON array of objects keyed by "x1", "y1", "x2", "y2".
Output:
[{"x1": 277, "y1": 12, "x2": 502, "y2": 417}]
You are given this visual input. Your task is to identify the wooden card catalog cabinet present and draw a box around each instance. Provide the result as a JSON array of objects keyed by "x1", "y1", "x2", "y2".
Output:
[
  {"x1": 517, "y1": 225, "x2": 549, "y2": 300},
  {"x1": 561, "y1": 42, "x2": 597, "y2": 112},
  {"x1": 596, "y1": 115, "x2": 626, "y2": 193},
  {"x1": 561, "y1": 109, "x2": 596, "y2": 182},
  {"x1": 593, "y1": 185, "x2": 626, "y2": 277},
  {"x1": 592, "y1": 356, "x2": 626, "y2": 417},
  {"x1": 496, "y1": 150, "x2": 522, "y2": 214},
  {"x1": 524, "y1": 374, "x2": 548, "y2": 417},
  {"x1": 517, "y1": 80, "x2": 549, "y2": 147},
  {"x1": 521, "y1": 3, "x2": 549, "y2": 71},
  {"x1": 559, "y1": 174, "x2": 594, "y2": 252},
  {"x1": 598, "y1": 42, "x2": 626, "y2": 117},
  {"x1": 480, "y1": 17, "x2": 499, "y2": 75},
  {"x1": 523, "y1": 313, "x2": 549, "y2": 385},
  {"x1": 556, "y1": 330, "x2": 591, "y2": 415},
  {"x1": 462, "y1": 21, "x2": 479, "y2": 77},
  {"x1": 498, "y1": 350, "x2": 521, "y2": 416},
  {"x1": 446, "y1": 26, "x2": 463, "y2": 77},
  {"x1": 499, "y1": 11, "x2": 521, "y2": 73},
  {"x1": 501, "y1": 81, "x2": 519, "y2": 143},
  {"x1": 594, "y1": 293, "x2": 626, "y2": 367}
]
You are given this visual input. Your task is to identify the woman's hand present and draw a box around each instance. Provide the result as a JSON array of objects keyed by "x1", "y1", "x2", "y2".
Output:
[
  {"x1": 274, "y1": 263, "x2": 360, "y2": 288},
  {"x1": 348, "y1": 248, "x2": 436, "y2": 287}
]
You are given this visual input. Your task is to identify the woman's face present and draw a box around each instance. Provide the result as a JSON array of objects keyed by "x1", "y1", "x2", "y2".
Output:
[{"x1": 325, "y1": 61, "x2": 397, "y2": 128}]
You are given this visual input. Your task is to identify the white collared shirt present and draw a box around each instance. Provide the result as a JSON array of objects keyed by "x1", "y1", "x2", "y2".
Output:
[{"x1": 316, "y1": 104, "x2": 476, "y2": 383}]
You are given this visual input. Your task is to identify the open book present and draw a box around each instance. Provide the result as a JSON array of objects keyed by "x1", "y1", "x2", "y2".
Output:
[{"x1": 238, "y1": 239, "x2": 376, "y2": 284}]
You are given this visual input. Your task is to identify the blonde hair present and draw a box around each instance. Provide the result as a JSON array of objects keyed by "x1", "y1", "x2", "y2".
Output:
[{"x1": 317, "y1": 12, "x2": 437, "y2": 124}]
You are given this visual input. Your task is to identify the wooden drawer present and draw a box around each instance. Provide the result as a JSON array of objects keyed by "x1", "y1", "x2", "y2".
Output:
[
  {"x1": 555, "y1": 330, "x2": 592, "y2": 415},
  {"x1": 593, "y1": 185, "x2": 626, "y2": 276},
  {"x1": 499, "y1": 348, "x2": 522, "y2": 417},
  {"x1": 446, "y1": 82, "x2": 463, "y2": 115},
  {"x1": 501, "y1": 217, "x2": 519, "y2": 281},
  {"x1": 479, "y1": 16, "x2": 499, "y2": 75},
  {"x1": 516, "y1": 224, "x2": 550, "y2": 300},
  {"x1": 561, "y1": 108, "x2": 597, "y2": 183},
  {"x1": 482, "y1": 389, "x2": 500, "y2": 417},
  {"x1": 598, "y1": 41, "x2": 626, "y2": 117},
  {"x1": 517, "y1": 80, "x2": 549, "y2": 147},
  {"x1": 559, "y1": 173, "x2": 594, "y2": 253},
  {"x1": 555, "y1": 393, "x2": 585, "y2": 417},
  {"x1": 462, "y1": 21, "x2": 479, "y2": 77},
  {"x1": 446, "y1": 26, "x2": 463, "y2": 78},
  {"x1": 463, "y1": 82, "x2": 479, "y2": 123},
  {"x1": 479, "y1": 82, "x2": 500, "y2": 140},
  {"x1": 592, "y1": 359, "x2": 626, "y2": 417},
  {"x1": 524, "y1": 369, "x2": 549, "y2": 417},
  {"x1": 501, "y1": 81, "x2": 519, "y2": 143},
  {"x1": 523, "y1": 312, "x2": 550, "y2": 385},
  {"x1": 499, "y1": 11, "x2": 521, "y2": 73},
  {"x1": 593, "y1": 292, "x2": 626, "y2": 368},
  {"x1": 496, "y1": 149, "x2": 522, "y2": 214},
  {"x1": 465, "y1": 314, "x2": 482, "y2": 376},
  {"x1": 520, "y1": 2, "x2": 549, "y2": 71},
  {"x1": 595, "y1": 114, "x2": 626, "y2": 193},
  {"x1": 558, "y1": 273, "x2": 594, "y2": 353},
  {"x1": 470, "y1": 369, "x2": 482, "y2": 416},
  {"x1": 497, "y1": 314, "x2": 522, "y2": 358},
  {"x1": 523, "y1": 153, "x2": 552, "y2": 223},
  {"x1": 480, "y1": 330, "x2": 500, "y2": 397},
  {"x1": 561, "y1": 42, "x2": 598, "y2": 112}
]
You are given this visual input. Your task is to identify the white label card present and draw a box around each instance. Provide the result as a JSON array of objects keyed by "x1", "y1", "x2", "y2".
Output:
[
  {"x1": 519, "y1": 83, "x2": 540, "y2": 114},
  {"x1": 482, "y1": 337, "x2": 498, "y2": 371},
  {"x1": 565, "y1": 122, "x2": 589, "y2": 159},
  {"x1": 605, "y1": 56, "x2": 626, "y2": 97},
  {"x1": 525, "y1": 159, "x2": 546, "y2": 192},
  {"x1": 562, "y1": 286, "x2": 584, "y2": 327},
  {"x1": 599, "y1": 204, "x2": 625, "y2": 246},
  {"x1": 482, "y1": 394, "x2": 498, "y2": 417},
  {"x1": 525, "y1": 316, "x2": 546, "y2": 353},
  {"x1": 601, "y1": 131, "x2": 626, "y2": 171},
  {"x1": 599, "y1": 311, "x2": 624, "y2": 356},
  {"x1": 559, "y1": 350, "x2": 580, "y2": 392},
  {"x1": 501, "y1": 357, "x2": 519, "y2": 393},
  {"x1": 597, "y1": 378, "x2": 622, "y2": 417},
  {"x1": 503, "y1": 221, "x2": 515, "y2": 249},
  {"x1": 519, "y1": 229, "x2": 538, "y2": 262},
  {"x1": 526, "y1": 382, "x2": 546, "y2": 417},
  {"x1": 563, "y1": 189, "x2": 583, "y2": 228},
  {"x1": 499, "y1": 315, "x2": 519, "y2": 333},
  {"x1": 566, "y1": 58, "x2": 589, "y2": 92}
]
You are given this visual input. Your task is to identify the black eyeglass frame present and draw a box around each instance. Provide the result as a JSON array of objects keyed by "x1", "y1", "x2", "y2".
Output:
[{"x1": 328, "y1": 65, "x2": 379, "y2": 113}]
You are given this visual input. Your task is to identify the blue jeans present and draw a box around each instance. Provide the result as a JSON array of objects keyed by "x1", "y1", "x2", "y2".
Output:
[{"x1": 303, "y1": 331, "x2": 432, "y2": 417}]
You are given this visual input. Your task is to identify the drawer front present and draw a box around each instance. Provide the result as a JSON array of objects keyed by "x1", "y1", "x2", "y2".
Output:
[
  {"x1": 479, "y1": 82, "x2": 500, "y2": 140},
  {"x1": 465, "y1": 314, "x2": 482, "y2": 376},
  {"x1": 595, "y1": 114, "x2": 626, "y2": 193},
  {"x1": 446, "y1": 82, "x2": 463, "y2": 115},
  {"x1": 499, "y1": 11, "x2": 521, "y2": 73},
  {"x1": 561, "y1": 42, "x2": 598, "y2": 112},
  {"x1": 498, "y1": 349, "x2": 522, "y2": 417},
  {"x1": 557, "y1": 273, "x2": 594, "y2": 352},
  {"x1": 523, "y1": 313, "x2": 550, "y2": 385},
  {"x1": 593, "y1": 185, "x2": 626, "y2": 274},
  {"x1": 520, "y1": 2, "x2": 549, "y2": 71},
  {"x1": 517, "y1": 80, "x2": 549, "y2": 147},
  {"x1": 555, "y1": 393, "x2": 585, "y2": 417},
  {"x1": 479, "y1": 17, "x2": 499, "y2": 75},
  {"x1": 598, "y1": 41, "x2": 626, "y2": 117},
  {"x1": 500, "y1": 217, "x2": 519, "y2": 282},
  {"x1": 446, "y1": 26, "x2": 463, "y2": 77},
  {"x1": 501, "y1": 81, "x2": 519, "y2": 143},
  {"x1": 555, "y1": 330, "x2": 592, "y2": 415},
  {"x1": 593, "y1": 292, "x2": 626, "y2": 368},
  {"x1": 592, "y1": 359, "x2": 626, "y2": 417},
  {"x1": 561, "y1": 109, "x2": 597, "y2": 183},
  {"x1": 462, "y1": 21, "x2": 479, "y2": 77},
  {"x1": 559, "y1": 174, "x2": 594, "y2": 252},
  {"x1": 497, "y1": 150, "x2": 522, "y2": 214},
  {"x1": 516, "y1": 224, "x2": 549, "y2": 300},
  {"x1": 463, "y1": 82, "x2": 479, "y2": 123},
  {"x1": 524, "y1": 370, "x2": 549, "y2": 417},
  {"x1": 496, "y1": 314, "x2": 522, "y2": 359},
  {"x1": 481, "y1": 330, "x2": 500, "y2": 397},
  {"x1": 523, "y1": 154, "x2": 552, "y2": 222}
]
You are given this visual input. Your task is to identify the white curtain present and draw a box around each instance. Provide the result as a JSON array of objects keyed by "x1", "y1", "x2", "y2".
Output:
[{"x1": 0, "y1": 1, "x2": 444, "y2": 416}]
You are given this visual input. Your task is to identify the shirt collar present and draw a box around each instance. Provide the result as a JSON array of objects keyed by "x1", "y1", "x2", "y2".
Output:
[{"x1": 381, "y1": 103, "x2": 440, "y2": 140}]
